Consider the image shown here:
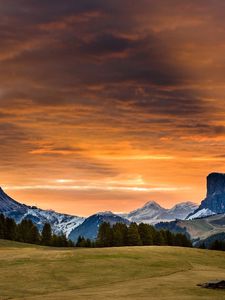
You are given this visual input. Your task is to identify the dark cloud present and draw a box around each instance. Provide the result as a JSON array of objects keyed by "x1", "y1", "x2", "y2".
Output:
[{"x1": 1, "y1": 0, "x2": 225, "y2": 214}]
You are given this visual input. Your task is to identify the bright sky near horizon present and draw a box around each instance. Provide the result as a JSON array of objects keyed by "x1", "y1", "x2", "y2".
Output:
[{"x1": 1, "y1": 1, "x2": 225, "y2": 216}]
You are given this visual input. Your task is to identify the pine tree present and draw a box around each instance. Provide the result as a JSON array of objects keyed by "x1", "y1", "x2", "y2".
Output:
[
  {"x1": 85, "y1": 239, "x2": 92, "y2": 247},
  {"x1": 17, "y1": 219, "x2": 40, "y2": 244},
  {"x1": 210, "y1": 240, "x2": 225, "y2": 251},
  {"x1": 5, "y1": 217, "x2": 17, "y2": 240},
  {"x1": 76, "y1": 236, "x2": 85, "y2": 247},
  {"x1": 30, "y1": 223, "x2": 40, "y2": 244},
  {"x1": 138, "y1": 223, "x2": 153, "y2": 245},
  {"x1": 153, "y1": 230, "x2": 164, "y2": 246},
  {"x1": 0, "y1": 214, "x2": 5, "y2": 239},
  {"x1": 127, "y1": 223, "x2": 142, "y2": 246},
  {"x1": 164, "y1": 230, "x2": 174, "y2": 246},
  {"x1": 96, "y1": 222, "x2": 112, "y2": 247},
  {"x1": 112, "y1": 223, "x2": 128, "y2": 246},
  {"x1": 199, "y1": 242, "x2": 206, "y2": 249},
  {"x1": 41, "y1": 223, "x2": 52, "y2": 245}
]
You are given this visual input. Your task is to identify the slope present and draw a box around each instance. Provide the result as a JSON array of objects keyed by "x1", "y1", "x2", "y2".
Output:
[{"x1": 0, "y1": 241, "x2": 225, "y2": 299}]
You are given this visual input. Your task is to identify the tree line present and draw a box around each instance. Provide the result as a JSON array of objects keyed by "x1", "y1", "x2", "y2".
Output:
[
  {"x1": 0, "y1": 215, "x2": 192, "y2": 248},
  {"x1": 76, "y1": 222, "x2": 192, "y2": 248},
  {"x1": 199, "y1": 240, "x2": 225, "y2": 251},
  {"x1": 0, "y1": 214, "x2": 73, "y2": 247}
]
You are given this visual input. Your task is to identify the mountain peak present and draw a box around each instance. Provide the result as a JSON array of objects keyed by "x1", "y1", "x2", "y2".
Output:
[
  {"x1": 143, "y1": 200, "x2": 163, "y2": 209},
  {"x1": 171, "y1": 201, "x2": 198, "y2": 209},
  {"x1": 202, "y1": 172, "x2": 225, "y2": 213},
  {"x1": 96, "y1": 211, "x2": 114, "y2": 216},
  {"x1": 188, "y1": 172, "x2": 225, "y2": 219},
  {"x1": 0, "y1": 187, "x2": 26, "y2": 213}
]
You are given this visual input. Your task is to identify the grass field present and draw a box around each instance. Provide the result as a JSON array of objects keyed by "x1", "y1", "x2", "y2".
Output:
[{"x1": 0, "y1": 240, "x2": 225, "y2": 299}]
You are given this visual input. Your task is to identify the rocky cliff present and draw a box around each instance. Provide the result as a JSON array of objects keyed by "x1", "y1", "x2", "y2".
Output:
[{"x1": 199, "y1": 172, "x2": 225, "y2": 213}]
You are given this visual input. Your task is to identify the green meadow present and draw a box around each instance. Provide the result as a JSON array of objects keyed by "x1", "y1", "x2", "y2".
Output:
[{"x1": 0, "y1": 240, "x2": 225, "y2": 299}]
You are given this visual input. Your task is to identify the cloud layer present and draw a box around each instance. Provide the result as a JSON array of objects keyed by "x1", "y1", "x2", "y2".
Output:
[{"x1": 0, "y1": 0, "x2": 225, "y2": 215}]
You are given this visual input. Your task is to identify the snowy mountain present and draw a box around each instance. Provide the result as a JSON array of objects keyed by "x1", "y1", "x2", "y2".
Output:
[
  {"x1": 187, "y1": 208, "x2": 215, "y2": 220},
  {"x1": 69, "y1": 211, "x2": 130, "y2": 242},
  {"x1": 0, "y1": 188, "x2": 84, "y2": 237},
  {"x1": 122, "y1": 201, "x2": 198, "y2": 224},
  {"x1": 162, "y1": 202, "x2": 198, "y2": 220},
  {"x1": 122, "y1": 201, "x2": 166, "y2": 223},
  {"x1": 0, "y1": 187, "x2": 199, "y2": 239}
]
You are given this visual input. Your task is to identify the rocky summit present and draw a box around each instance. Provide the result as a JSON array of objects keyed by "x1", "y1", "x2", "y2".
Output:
[
  {"x1": 188, "y1": 172, "x2": 225, "y2": 219},
  {"x1": 199, "y1": 172, "x2": 225, "y2": 213}
]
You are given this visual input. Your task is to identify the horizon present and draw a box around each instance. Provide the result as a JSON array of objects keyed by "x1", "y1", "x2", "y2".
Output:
[
  {"x1": 0, "y1": 184, "x2": 198, "y2": 217},
  {"x1": 1, "y1": 1, "x2": 225, "y2": 215}
]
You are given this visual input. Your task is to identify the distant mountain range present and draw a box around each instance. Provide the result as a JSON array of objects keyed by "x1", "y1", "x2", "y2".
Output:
[
  {"x1": 0, "y1": 186, "x2": 198, "y2": 241},
  {"x1": 1, "y1": 172, "x2": 225, "y2": 243},
  {"x1": 121, "y1": 201, "x2": 198, "y2": 224}
]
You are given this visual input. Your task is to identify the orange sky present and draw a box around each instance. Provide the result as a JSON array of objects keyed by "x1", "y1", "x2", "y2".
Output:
[{"x1": 1, "y1": 1, "x2": 225, "y2": 216}]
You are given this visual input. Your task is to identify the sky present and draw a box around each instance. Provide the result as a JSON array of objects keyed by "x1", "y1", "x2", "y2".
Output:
[{"x1": 1, "y1": 1, "x2": 225, "y2": 216}]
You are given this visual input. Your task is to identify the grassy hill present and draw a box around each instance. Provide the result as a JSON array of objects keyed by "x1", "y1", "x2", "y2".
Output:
[{"x1": 0, "y1": 240, "x2": 225, "y2": 299}]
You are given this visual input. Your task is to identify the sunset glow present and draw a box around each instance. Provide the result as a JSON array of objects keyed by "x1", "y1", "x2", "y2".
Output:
[{"x1": 1, "y1": 1, "x2": 225, "y2": 215}]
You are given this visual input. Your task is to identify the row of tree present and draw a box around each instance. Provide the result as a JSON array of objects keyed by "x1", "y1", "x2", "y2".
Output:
[
  {"x1": 0, "y1": 215, "x2": 192, "y2": 248},
  {"x1": 0, "y1": 214, "x2": 73, "y2": 247},
  {"x1": 199, "y1": 240, "x2": 225, "y2": 251},
  {"x1": 76, "y1": 222, "x2": 192, "y2": 248}
]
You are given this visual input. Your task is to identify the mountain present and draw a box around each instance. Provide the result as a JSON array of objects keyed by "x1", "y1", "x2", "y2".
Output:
[
  {"x1": 122, "y1": 200, "x2": 198, "y2": 224},
  {"x1": 187, "y1": 208, "x2": 215, "y2": 220},
  {"x1": 69, "y1": 211, "x2": 130, "y2": 242},
  {"x1": 0, "y1": 188, "x2": 27, "y2": 214},
  {"x1": 123, "y1": 201, "x2": 166, "y2": 223},
  {"x1": 188, "y1": 172, "x2": 225, "y2": 219},
  {"x1": 160, "y1": 202, "x2": 198, "y2": 220},
  {"x1": 0, "y1": 188, "x2": 84, "y2": 237},
  {"x1": 156, "y1": 213, "x2": 225, "y2": 245}
]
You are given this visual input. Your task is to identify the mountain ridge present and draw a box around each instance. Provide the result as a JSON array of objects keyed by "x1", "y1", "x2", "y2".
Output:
[
  {"x1": 0, "y1": 188, "x2": 84, "y2": 237},
  {"x1": 121, "y1": 200, "x2": 198, "y2": 224}
]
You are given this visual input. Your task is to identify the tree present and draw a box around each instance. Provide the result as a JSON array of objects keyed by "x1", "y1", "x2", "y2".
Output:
[
  {"x1": 0, "y1": 214, "x2": 5, "y2": 239},
  {"x1": 30, "y1": 223, "x2": 40, "y2": 244},
  {"x1": 164, "y1": 230, "x2": 174, "y2": 246},
  {"x1": 174, "y1": 233, "x2": 192, "y2": 247},
  {"x1": 153, "y1": 230, "x2": 164, "y2": 246},
  {"x1": 199, "y1": 242, "x2": 206, "y2": 249},
  {"x1": 41, "y1": 223, "x2": 52, "y2": 245},
  {"x1": 76, "y1": 236, "x2": 86, "y2": 247},
  {"x1": 5, "y1": 217, "x2": 17, "y2": 240},
  {"x1": 138, "y1": 223, "x2": 153, "y2": 246},
  {"x1": 17, "y1": 219, "x2": 40, "y2": 244},
  {"x1": 127, "y1": 223, "x2": 142, "y2": 246},
  {"x1": 97, "y1": 222, "x2": 112, "y2": 247},
  {"x1": 112, "y1": 223, "x2": 128, "y2": 246},
  {"x1": 210, "y1": 240, "x2": 225, "y2": 251}
]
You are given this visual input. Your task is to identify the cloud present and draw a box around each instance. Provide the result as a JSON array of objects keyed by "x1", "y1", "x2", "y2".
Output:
[{"x1": 0, "y1": 0, "x2": 225, "y2": 214}]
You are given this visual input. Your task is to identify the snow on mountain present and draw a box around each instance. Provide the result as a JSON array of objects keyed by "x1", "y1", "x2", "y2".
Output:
[
  {"x1": 69, "y1": 211, "x2": 130, "y2": 242},
  {"x1": 186, "y1": 208, "x2": 215, "y2": 220},
  {"x1": 123, "y1": 201, "x2": 166, "y2": 223},
  {"x1": 22, "y1": 208, "x2": 85, "y2": 237},
  {"x1": 0, "y1": 187, "x2": 84, "y2": 237},
  {"x1": 123, "y1": 201, "x2": 198, "y2": 224},
  {"x1": 162, "y1": 202, "x2": 198, "y2": 220}
]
